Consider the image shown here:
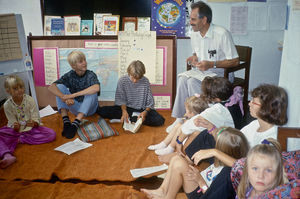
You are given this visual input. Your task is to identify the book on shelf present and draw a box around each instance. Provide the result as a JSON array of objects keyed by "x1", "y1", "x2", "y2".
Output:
[
  {"x1": 81, "y1": 20, "x2": 93, "y2": 35},
  {"x1": 102, "y1": 15, "x2": 120, "y2": 35},
  {"x1": 64, "y1": 15, "x2": 81, "y2": 35},
  {"x1": 93, "y1": 13, "x2": 112, "y2": 35},
  {"x1": 123, "y1": 118, "x2": 143, "y2": 134},
  {"x1": 137, "y1": 17, "x2": 151, "y2": 32},
  {"x1": 122, "y1": 17, "x2": 137, "y2": 31},
  {"x1": 44, "y1": 15, "x2": 61, "y2": 36},
  {"x1": 51, "y1": 18, "x2": 65, "y2": 36}
]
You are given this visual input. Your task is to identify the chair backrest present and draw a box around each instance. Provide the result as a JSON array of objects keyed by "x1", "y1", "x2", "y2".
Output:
[
  {"x1": 277, "y1": 127, "x2": 300, "y2": 151},
  {"x1": 225, "y1": 45, "x2": 252, "y2": 115}
]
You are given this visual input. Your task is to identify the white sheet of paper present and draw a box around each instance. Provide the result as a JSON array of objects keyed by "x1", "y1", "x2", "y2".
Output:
[
  {"x1": 287, "y1": 138, "x2": 300, "y2": 152},
  {"x1": 230, "y1": 6, "x2": 248, "y2": 35},
  {"x1": 130, "y1": 164, "x2": 168, "y2": 178},
  {"x1": 39, "y1": 105, "x2": 57, "y2": 118},
  {"x1": 54, "y1": 138, "x2": 92, "y2": 155}
]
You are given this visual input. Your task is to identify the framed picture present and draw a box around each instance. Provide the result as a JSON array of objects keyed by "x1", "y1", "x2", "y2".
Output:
[
  {"x1": 122, "y1": 17, "x2": 137, "y2": 31},
  {"x1": 102, "y1": 15, "x2": 120, "y2": 35},
  {"x1": 137, "y1": 17, "x2": 150, "y2": 32}
]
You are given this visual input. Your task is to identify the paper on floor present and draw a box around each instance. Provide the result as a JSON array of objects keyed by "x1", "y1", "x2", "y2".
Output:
[
  {"x1": 54, "y1": 138, "x2": 92, "y2": 155},
  {"x1": 39, "y1": 105, "x2": 57, "y2": 118},
  {"x1": 130, "y1": 164, "x2": 168, "y2": 178}
]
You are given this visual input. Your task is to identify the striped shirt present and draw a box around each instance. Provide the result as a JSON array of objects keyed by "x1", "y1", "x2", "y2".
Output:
[{"x1": 115, "y1": 75, "x2": 154, "y2": 110}]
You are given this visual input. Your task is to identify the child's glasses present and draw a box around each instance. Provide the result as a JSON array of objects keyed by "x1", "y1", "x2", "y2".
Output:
[{"x1": 250, "y1": 99, "x2": 261, "y2": 106}]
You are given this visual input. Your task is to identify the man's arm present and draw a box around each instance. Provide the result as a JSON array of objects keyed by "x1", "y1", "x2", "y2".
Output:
[{"x1": 196, "y1": 57, "x2": 239, "y2": 71}]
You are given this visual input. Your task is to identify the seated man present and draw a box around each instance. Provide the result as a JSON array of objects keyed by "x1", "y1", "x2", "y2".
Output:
[
  {"x1": 48, "y1": 50, "x2": 100, "y2": 139},
  {"x1": 168, "y1": 1, "x2": 239, "y2": 132}
]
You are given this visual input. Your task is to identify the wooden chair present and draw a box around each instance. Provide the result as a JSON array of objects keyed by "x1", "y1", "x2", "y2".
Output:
[
  {"x1": 224, "y1": 45, "x2": 252, "y2": 115},
  {"x1": 277, "y1": 127, "x2": 300, "y2": 151},
  {"x1": 187, "y1": 45, "x2": 252, "y2": 115}
]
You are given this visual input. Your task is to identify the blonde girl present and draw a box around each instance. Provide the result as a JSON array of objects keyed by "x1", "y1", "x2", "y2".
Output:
[
  {"x1": 237, "y1": 139, "x2": 284, "y2": 198},
  {"x1": 148, "y1": 96, "x2": 208, "y2": 155},
  {"x1": 0, "y1": 75, "x2": 56, "y2": 169},
  {"x1": 141, "y1": 127, "x2": 249, "y2": 199}
]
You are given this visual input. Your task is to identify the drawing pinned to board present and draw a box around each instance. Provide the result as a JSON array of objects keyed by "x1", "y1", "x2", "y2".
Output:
[{"x1": 151, "y1": 0, "x2": 186, "y2": 37}]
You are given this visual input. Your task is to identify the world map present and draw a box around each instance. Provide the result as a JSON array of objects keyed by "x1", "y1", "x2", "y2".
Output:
[{"x1": 59, "y1": 48, "x2": 118, "y2": 101}]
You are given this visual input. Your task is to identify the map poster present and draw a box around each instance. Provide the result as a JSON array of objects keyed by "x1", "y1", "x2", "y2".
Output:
[{"x1": 151, "y1": 0, "x2": 186, "y2": 37}]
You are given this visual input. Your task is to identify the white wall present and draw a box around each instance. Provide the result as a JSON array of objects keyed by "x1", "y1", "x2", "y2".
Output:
[
  {"x1": 279, "y1": 0, "x2": 300, "y2": 127},
  {"x1": 0, "y1": 0, "x2": 43, "y2": 36},
  {"x1": 177, "y1": 0, "x2": 287, "y2": 99}
]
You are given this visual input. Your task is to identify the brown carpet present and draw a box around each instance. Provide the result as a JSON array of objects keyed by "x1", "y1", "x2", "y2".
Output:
[{"x1": 0, "y1": 109, "x2": 189, "y2": 198}]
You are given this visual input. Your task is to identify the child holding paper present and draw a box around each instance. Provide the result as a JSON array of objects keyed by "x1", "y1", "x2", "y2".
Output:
[
  {"x1": 97, "y1": 60, "x2": 165, "y2": 126},
  {"x1": 0, "y1": 75, "x2": 56, "y2": 169}
]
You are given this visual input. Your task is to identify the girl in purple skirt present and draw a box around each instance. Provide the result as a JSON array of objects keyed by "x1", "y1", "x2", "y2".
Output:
[{"x1": 0, "y1": 75, "x2": 56, "y2": 168}]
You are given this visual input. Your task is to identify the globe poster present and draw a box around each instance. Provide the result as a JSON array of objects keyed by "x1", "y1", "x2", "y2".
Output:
[{"x1": 151, "y1": 0, "x2": 186, "y2": 37}]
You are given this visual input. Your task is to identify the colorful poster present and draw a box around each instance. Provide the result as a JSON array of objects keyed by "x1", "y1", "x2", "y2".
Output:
[{"x1": 151, "y1": 0, "x2": 186, "y2": 37}]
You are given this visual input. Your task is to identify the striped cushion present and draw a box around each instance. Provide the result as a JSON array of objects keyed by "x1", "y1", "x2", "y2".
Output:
[{"x1": 77, "y1": 118, "x2": 119, "y2": 142}]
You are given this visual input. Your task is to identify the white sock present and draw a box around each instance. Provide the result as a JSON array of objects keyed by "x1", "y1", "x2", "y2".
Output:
[
  {"x1": 155, "y1": 145, "x2": 174, "y2": 156},
  {"x1": 148, "y1": 141, "x2": 167, "y2": 151},
  {"x1": 166, "y1": 118, "x2": 183, "y2": 133}
]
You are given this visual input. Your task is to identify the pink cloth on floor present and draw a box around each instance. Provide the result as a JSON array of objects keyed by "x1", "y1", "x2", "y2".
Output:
[{"x1": 0, "y1": 126, "x2": 56, "y2": 158}]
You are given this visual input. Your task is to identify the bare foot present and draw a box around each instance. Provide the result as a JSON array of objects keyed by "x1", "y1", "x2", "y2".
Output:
[
  {"x1": 140, "y1": 188, "x2": 165, "y2": 199},
  {"x1": 158, "y1": 153, "x2": 176, "y2": 164},
  {"x1": 0, "y1": 154, "x2": 16, "y2": 169}
]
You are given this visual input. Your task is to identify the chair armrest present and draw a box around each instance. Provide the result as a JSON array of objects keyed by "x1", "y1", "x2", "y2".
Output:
[{"x1": 224, "y1": 62, "x2": 247, "y2": 73}]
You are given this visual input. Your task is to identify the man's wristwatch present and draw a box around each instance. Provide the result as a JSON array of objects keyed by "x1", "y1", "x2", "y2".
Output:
[{"x1": 213, "y1": 61, "x2": 217, "y2": 69}]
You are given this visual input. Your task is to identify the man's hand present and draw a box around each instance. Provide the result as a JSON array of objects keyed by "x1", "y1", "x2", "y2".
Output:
[
  {"x1": 13, "y1": 122, "x2": 20, "y2": 132},
  {"x1": 195, "y1": 60, "x2": 212, "y2": 71},
  {"x1": 187, "y1": 55, "x2": 198, "y2": 66}
]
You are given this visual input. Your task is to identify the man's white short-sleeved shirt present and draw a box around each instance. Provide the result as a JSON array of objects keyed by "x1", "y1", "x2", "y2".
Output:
[{"x1": 190, "y1": 24, "x2": 238, "y2": 78}]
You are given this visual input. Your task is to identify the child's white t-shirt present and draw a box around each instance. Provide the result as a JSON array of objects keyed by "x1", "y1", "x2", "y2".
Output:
[
  {"x1": 241, "y1": 120, "x2": 278, "y2": 148},
  {"x1": 200, "y1": 164, "x2": 224, "y2": 187}
]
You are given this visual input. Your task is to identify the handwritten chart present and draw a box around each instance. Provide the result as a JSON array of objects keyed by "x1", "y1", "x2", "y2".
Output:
[{"x1": 118, "y1": 31, "x2": 156, "y2": 83}]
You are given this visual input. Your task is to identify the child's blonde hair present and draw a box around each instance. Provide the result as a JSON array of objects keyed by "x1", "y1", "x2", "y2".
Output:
[
  {"x1": 4, "y1": 75, "x2": 25, "y2": 91},
  {"x1": 237, "y1": 138, "x2": 283, "y2": 198},
  {"x1": 184, "y1": 96, "x2": 208, "y2": 116},
  {"x1": 127, "y1": 60, "x2": 145, "y2": 79},
  {"x1": 67, "y1": 50, "x2": 86, "y2": 67},
  {"x1": 214, "y1": 127, "x2": 249, "y2": 167}
]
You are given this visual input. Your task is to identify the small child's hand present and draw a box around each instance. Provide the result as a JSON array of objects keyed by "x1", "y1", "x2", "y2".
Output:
[
  {"x1": 13, "y1": 122, "x2": 20, "y2": 132},
  {"x1": 26, "y1": 120, "x2": 39, "y2": 127}
]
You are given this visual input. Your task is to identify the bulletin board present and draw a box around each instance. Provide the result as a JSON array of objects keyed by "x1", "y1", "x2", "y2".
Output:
[{"x1": 27, "y1": 35, "x2": 177, "y2": 109}]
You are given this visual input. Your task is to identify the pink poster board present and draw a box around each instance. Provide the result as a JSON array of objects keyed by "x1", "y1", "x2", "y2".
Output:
[{"x1": 32, "y1": 48, "x2": 59, "y2": 86}]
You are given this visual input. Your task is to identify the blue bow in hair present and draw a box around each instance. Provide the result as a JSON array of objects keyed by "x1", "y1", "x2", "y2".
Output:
[{"x1": 261, "y1": 139, "x2": 270, "y2": 145}]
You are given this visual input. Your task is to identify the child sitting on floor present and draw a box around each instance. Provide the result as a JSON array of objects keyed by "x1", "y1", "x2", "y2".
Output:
[
  {"x1": 237, "y1": 139, "x2": 284, "y2": 198},
  {"x1": 0, "y1": 75, "x2": 56, "y2": 169},
  {"x1": 48, "y1": 50, "x2": 100, "y2": 139},
  {"x1": 148, "y1": 95, "x2": 208, "y2": 155},
  {"x1": 141, "y1": 127, "x2": 249, "y2": 199},
  {"x1": 241, "y1": 84, "x2": 288, "y2": 148},
  {"x1": 97, "y1": 60, "x2": 165, "y2": 126}
]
